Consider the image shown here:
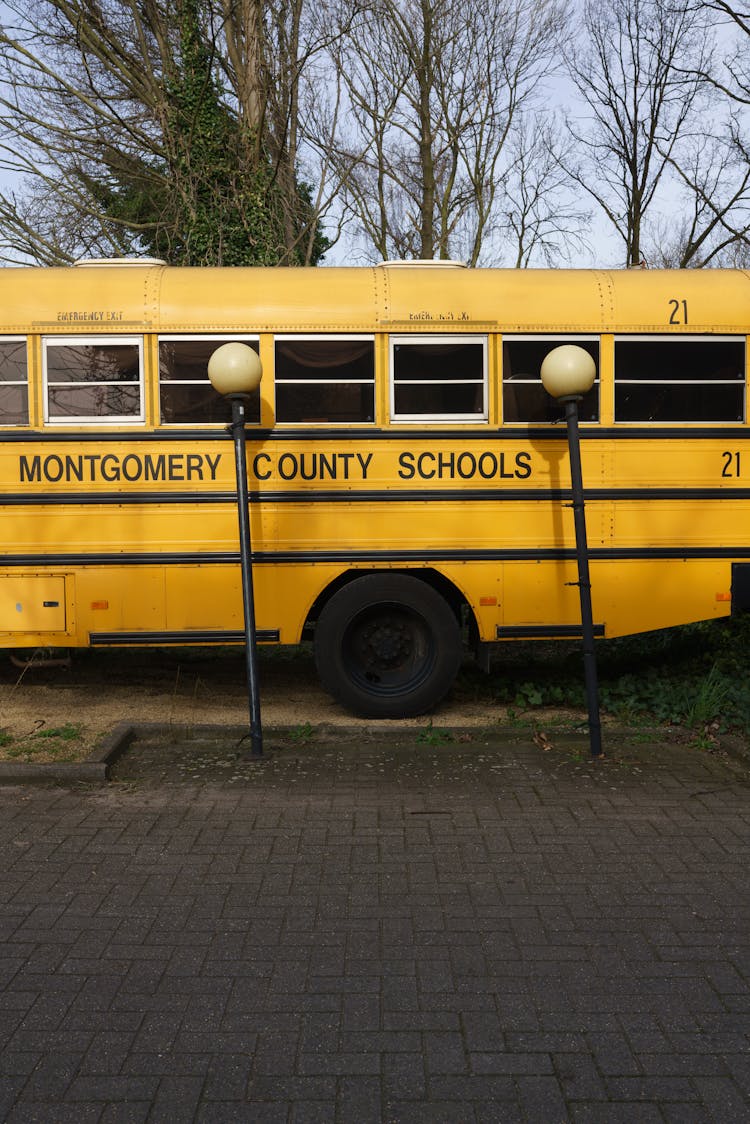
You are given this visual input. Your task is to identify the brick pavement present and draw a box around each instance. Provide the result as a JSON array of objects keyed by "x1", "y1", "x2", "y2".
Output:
[{"x1": 0, "y1": 730, "x2": 749, "y2": 1122}]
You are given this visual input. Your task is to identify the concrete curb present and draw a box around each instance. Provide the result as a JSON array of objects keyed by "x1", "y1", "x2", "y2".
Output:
[
  {"x1": 0, "y1": 720, "x2": 485, "y2": 784},
  {"x1": 0, "y1": 719, "x2": 747, "y2": 783},
  {"x1": 1, "y1": 718, "x2": 557, "y2": 783},
  {"x1": 0, "y1": 721, "x2": 137, "y2": 784}
]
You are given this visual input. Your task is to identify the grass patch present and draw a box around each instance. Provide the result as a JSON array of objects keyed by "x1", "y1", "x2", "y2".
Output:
[
  {"x1": 416, "y1": 723, "x2": 454, "y2": 746},
  {"x1": 0, "y1": 722, "x2": 89, "y2": 763},
  {"x1": 289, "y1": 721, "x2": 316, "y2": 743}
]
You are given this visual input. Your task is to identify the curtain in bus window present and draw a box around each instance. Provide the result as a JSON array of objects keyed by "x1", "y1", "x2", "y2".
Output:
[
  {"x1": 46, "y1": 341, "x2": 141, "y2": 420},
  {"x1": 614, "y1": 339, "x2": 744, "y2": 422},
  {"x1": 275, "y1": 339, "x2": 375, "y2": 423},
  {"x1": 159, "y1": 339, "x2": 260, "y2": 424},
  {"x1": 0, "y1": 339, "x2": 28, "y2": 425},
  {"x1": 391, "y1": 340, "x2": 485, "y2": 419},
  {"x1": 502, "y1": 339, "x2": 600, "y2": 423}
]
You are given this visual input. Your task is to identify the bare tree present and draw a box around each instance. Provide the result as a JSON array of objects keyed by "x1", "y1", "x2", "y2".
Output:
[
  {"x1": 216, "y1": 0, "x2": 353, "y2": 263},
  {"x1": 316, "y1": 0, "x2": 574, "y2": 265},
  {"x1": 642, "y1": 1, "x2": 750, "y2": 267},
  {"x1": 562, "y1": 0, "x2": 713, "y2": 267},
  {"x1": 694, "y1": 1, "x2": 750, "y2": 104},
  {"x1": 500, "y1": 115, "x2": 591, "y2": 267},
  {"x1": 0, "y1": 0, "x2": 338, "y2": 265},
  {"x1": 645, "y1": 125, "x2": 750, "y2": 266}
]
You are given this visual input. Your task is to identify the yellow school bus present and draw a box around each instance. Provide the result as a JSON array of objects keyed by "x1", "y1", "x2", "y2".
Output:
[{"x1": 0, "y1": 259, "x2": 747, "y2": 716}]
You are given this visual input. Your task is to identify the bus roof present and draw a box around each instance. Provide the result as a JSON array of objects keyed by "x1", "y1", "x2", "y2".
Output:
[{"x1": 0, "y1": 263, "x2": 747, "y2": 335}]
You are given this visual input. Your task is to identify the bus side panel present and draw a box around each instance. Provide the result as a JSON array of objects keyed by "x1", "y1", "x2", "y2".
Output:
[
  {"x1": 495, "y1": 558, "x2": 732, "y2": 642},
  {"x1": 76, "y1": 568, "x2": 166, "y2": 637},
  {"x1": 0, "y1": 562, "x2": 352, "y2": 647},
  {"x1": 163, "y1": 562, "x2": 348, "y2": 643},
  {"x1": 591, "y1": 559, "x2": 732, "y2": 638}
]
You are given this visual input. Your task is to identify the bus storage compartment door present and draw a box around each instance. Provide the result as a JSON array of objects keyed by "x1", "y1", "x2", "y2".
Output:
[{"x1": 0, "y1": 576, "x2": 67, "y2": 632}]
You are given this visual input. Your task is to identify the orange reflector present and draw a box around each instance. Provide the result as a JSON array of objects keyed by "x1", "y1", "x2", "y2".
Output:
[
  {"x1": 479, "y1": 596, "x2": 498, "y2": 606},
  {"x1": 716, "y1": 593, "x2": 731, "y2": 602},
  {"x1": 91, "y1": 600, "x2": 109, "y2": 610}
]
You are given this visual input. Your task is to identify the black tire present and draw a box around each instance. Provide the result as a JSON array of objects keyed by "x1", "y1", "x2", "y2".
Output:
[{"x1": 314, "y1": 574, "x2": 462, "y2": 718}]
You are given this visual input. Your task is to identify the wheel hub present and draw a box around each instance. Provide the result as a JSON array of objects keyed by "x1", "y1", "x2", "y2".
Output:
[{"x1": 361, "y1": 619, "x2": 412, "y2": 666}]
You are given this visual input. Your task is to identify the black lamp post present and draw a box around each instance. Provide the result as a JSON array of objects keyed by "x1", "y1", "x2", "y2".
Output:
[
  {"x1": 208, "y1": 342, "x2": 264, "y2": 758},
  {"x1": 540, "y1": 344, "x2": 602, "y2": 759}
]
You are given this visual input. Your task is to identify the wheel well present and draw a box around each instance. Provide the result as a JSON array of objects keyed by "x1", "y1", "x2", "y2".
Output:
[{"x1": 302, "y1": 568, "x2": 471, "y2": 639}]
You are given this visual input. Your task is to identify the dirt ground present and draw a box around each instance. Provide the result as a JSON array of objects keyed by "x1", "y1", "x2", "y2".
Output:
[
  {"x1": 0, "y1": 645, "x2": 516, "y2": 762},
  {"x1": 4, "y1": 644, "x2": 743, "y2": 770}
]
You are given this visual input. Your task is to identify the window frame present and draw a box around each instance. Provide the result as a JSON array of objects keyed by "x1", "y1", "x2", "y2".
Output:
[
  {"x1": 388, "y1": 333, "x2": 488, "y2": 424},
  {"x1": 273, "y1": 333, "x2": 376, "y2": 425},
  {"x1": 613, "y1": 333, "x2": 746, "y2": 425},
  {"x1": 501, "y1": 334, "x2": 601, "y2": 425},
  {"x1": 0, "y1": 336, "x2": 29, "y2": 426},
  {"x1": 158, "y1": 333, "x2": 261, "y2": 426},
  {"x1": 43, "y1": 334, "x2": 144, "y2": 425}
]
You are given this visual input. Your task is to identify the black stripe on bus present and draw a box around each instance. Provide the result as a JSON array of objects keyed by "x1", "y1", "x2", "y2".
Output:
[
  {"x1": 0, "y1": 491, "x2": 239, "y2": 506},
  {"x1": 496, "y1": 624, "x2": 606, "y2": 639},
  {"x1": 244, "y1": 426, "x2": 750, "y2": 443},
  {"x1": 3, "y1": 545, "x2": 750, "y2": 567},
  {"x1": 3, "y1": 424, "x2": 750, "y2": 443},
  {"x1": 5, "y1": 486, "x2": 750, "y2": 506},
  {"x1": 89, "y1": 629, "x2": 280, "y2": 645}
]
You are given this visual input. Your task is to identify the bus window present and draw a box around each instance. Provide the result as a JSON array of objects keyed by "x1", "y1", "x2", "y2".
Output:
[
  {"x1": 44, "y1": 337, "x2": 143, "y2": 423},
  {"x1": 159, "y1": 336, "x2": 260, "y2": 424},
  {"x1": 275, "y1": 337, "x2": 375, "y2": 423},
  {"x1": 0, "y1": 338, "x2": 28, "y2": 425},
  {"x1": 389, "y1": 336, "x2": 487, "y2": 421},
  {"x1": 615, "y1": 337, "x2": 745, "y2": 422},
  {"x1": 503, "y1": 337, "x2": 599, "y2": 422}
]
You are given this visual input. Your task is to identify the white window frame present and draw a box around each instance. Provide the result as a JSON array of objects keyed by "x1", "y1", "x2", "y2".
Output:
[
  {"x1": 158, "y1": 334, "x2": 260, "y2": 426},
  {"x1": 0, "y1": 336, "x2": 29, "y2": 426},
  {"x1": 389, "y1": 334, "x2": 488, "y2": 424},
  {"x1": 43, "y1": 335, "x2": 144, "y2": 425}
]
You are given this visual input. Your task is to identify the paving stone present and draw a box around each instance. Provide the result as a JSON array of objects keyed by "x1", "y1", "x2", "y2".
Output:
[{"x1": 0, "y1": 732, "x2": 748, "y2": 1119}]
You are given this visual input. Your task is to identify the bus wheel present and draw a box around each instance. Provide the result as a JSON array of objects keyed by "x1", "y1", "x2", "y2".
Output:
[{"x1": 314, "y1": 574, "x2": 462, "y2": 718}]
